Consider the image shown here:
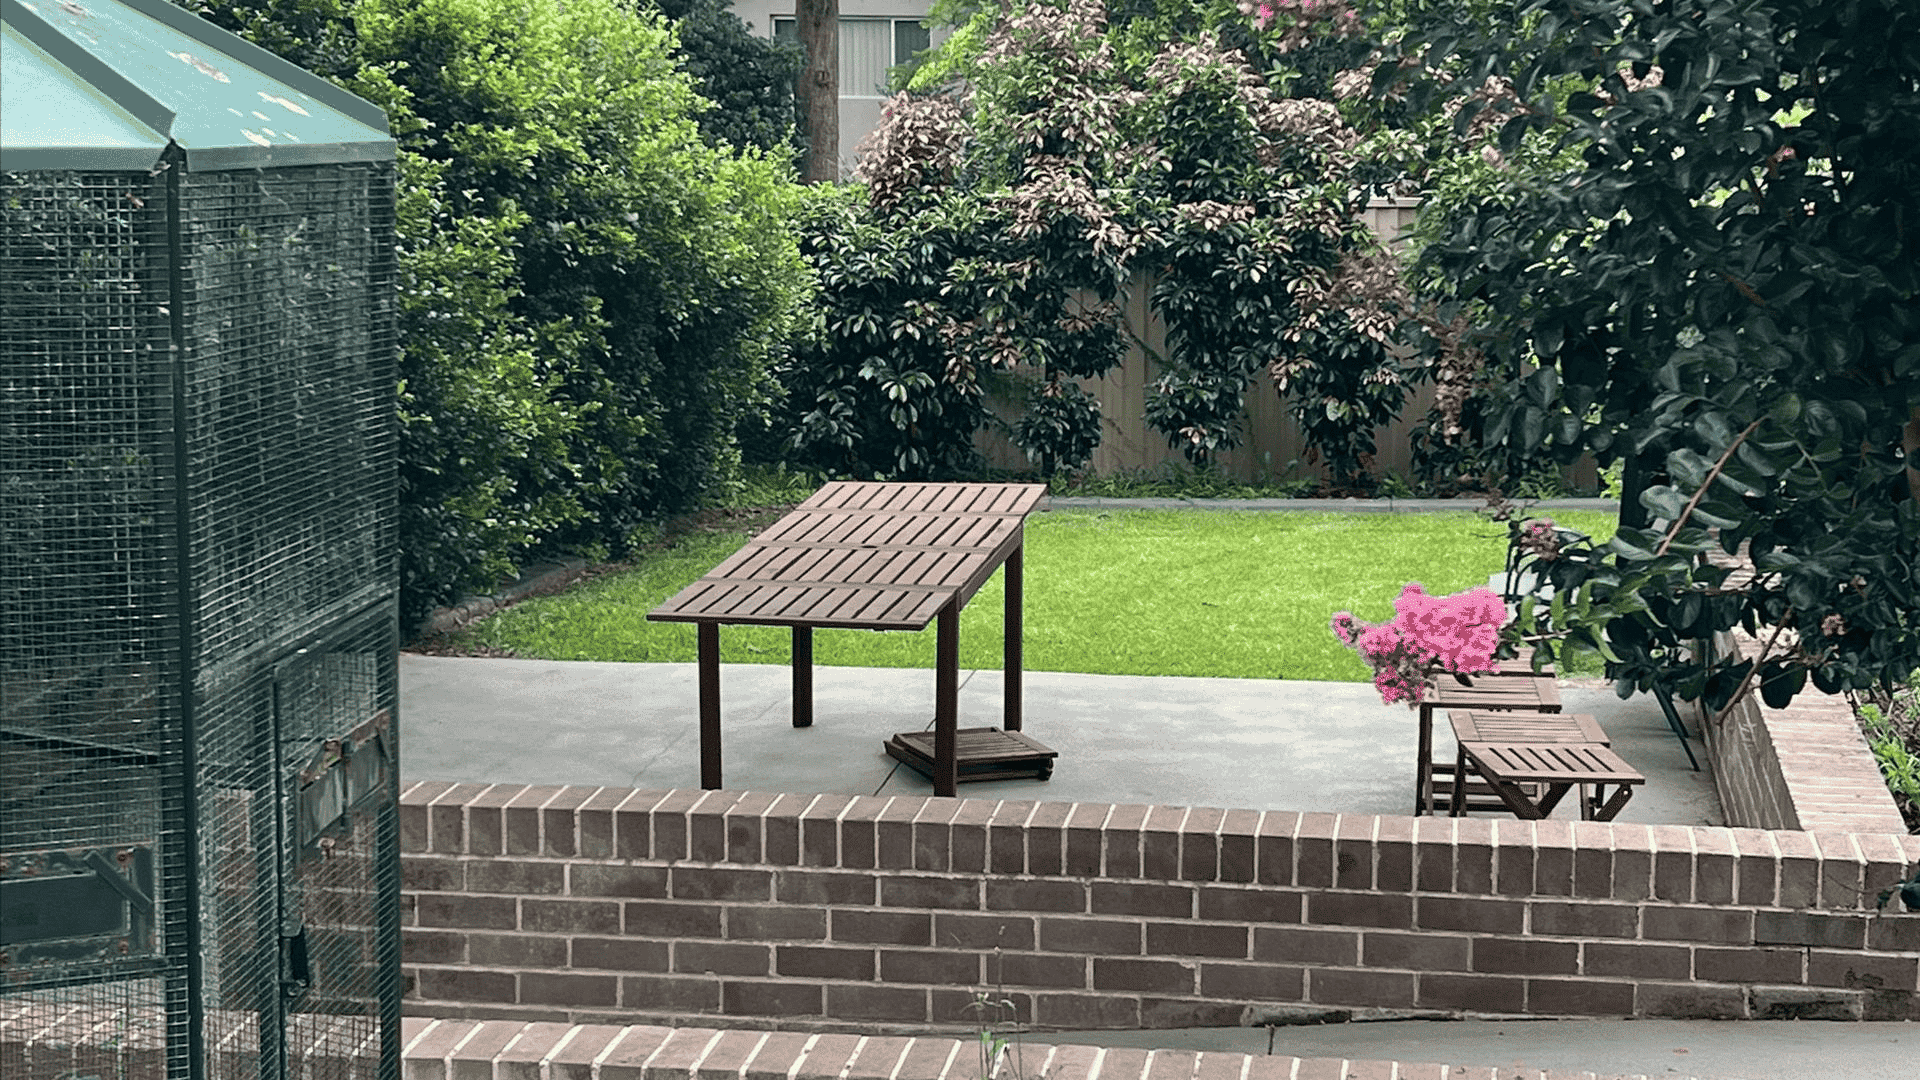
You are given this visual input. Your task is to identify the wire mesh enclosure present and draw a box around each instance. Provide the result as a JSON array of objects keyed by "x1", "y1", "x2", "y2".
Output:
[{"x1": 2, "y1": 1, "x2": 400, "y2": 1077}]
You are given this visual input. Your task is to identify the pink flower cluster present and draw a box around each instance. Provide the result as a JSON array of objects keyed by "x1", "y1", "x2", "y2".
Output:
[{"x1": 1331, "y1": 583, "x2": 1507, "y2": 706}]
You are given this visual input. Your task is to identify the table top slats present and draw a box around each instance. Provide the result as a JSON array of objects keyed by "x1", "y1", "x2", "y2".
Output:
[{"x1": 649, "y1": 481, "x2": 1047, "y2": 630}]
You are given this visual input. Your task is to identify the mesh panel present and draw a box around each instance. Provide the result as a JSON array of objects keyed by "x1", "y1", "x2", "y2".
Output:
[
  {"x1": 1, "y1": 160, "x2": 397, "y2": 1080},
  {"x1": 1, "y1": 167, "x2": 176, "y2": 1078}
]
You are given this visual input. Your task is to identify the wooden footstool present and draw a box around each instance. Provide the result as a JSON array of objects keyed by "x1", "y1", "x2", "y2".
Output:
[
  {"x1": 1414, "y1": 673, "x2": 1562, "y2": 815},
  {"x1": 1453, "y1": 742, "x2": 1645, "y2": 821}
]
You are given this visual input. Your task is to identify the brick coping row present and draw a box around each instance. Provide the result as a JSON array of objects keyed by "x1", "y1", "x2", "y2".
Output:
[
  {"x1": 400, "y1": 782, "x2": 1920, "y2": 913},
  {"x1": 398, "y1": 1017, "x2": 1616, "y2": 1080}
]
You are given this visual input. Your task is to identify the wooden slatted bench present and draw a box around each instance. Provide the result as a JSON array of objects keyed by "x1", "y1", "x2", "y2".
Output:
[
  {"x1": 1452, "y1": 741, "x2": 1646, "y2": 821},
  {"x1": 647, "y1": 481, "x2": 1050, "y2": 796}
]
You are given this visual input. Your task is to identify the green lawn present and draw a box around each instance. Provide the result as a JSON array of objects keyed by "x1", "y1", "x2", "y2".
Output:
[{"x1": 449, "y1": 508, "x2": 1619, "y2": 681}]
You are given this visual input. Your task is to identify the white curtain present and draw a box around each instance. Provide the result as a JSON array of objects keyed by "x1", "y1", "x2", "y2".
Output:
[{"x1": 839, "y1": 19, "x2": 892, "y2": 98}]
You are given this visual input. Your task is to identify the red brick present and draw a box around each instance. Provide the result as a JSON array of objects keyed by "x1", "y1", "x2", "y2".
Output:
[
  {"x1": 880, "y1": 949, "x2": 981, "y2": 985},
  {"x1": 893, "y1": 1036, "x2": 963, "y2": 1080},
  {"x1": 1374, "y1": 816, "x2": 1414, "y2": 893},
  {"x1": 466, "y1": 784, "x2": 523, "y2": 858},
  {"x1": 404, "y1": 856, "x2": 464, "y2": 893},
  {"x1": 792, "y1": 1033, "x2": 863, "y2": 1080},
  {"x1": 1143, "y1": 1049, "x2": 1198, "y2": 1080},
  {"x1": 761, "y1": 794, "x2": 809, "y2": 866},
  {"x1": 880, "y1": 876, "x2": 980, "y2": 910},
  {"x1": 1195, "y1": 886, "x2": 1302, "y2": 923},
  {"x1": 1142, "y1": 806, "x2": 1187, "y2": 880},
  {"x1": 914, "y1": 799, "x2": 962, "y2": 873},
  {"x1": 542, "y1": 786, "x2": 596, "y2": 858},
  {"x1": 1582, "y1": 940, "x2": 1691, "y2": 980},
  {"x1": 799, "y1": 793, "x2": 856, "y2": 868},
  {"x1": 1634, "y1": 981, "x2": 1749, "y2": 1019},
  {"x1": 1039, "y1": 917, "x2": 1142, "y2": 955},
  {"x1": 416, "y1": 894, "x2": 515, "y2": 931},
  {"x1": 1413, "y1": 895, "x2": 1523, "y2": 934},
  {"x1": 613, "y1": 790, "x2": 669, "y2": 862},
  {"x1": 1192, "y1": 1051, "x2": 1249, "y2": 1080},
  {"x1": 1036, "y1": 1044, "x2": 1102, "y2": 1080},
  {"x1": 652, "y1": 787, "x2": 706, "y2": 860},
  {"x1": 1194, "y1": 962, "x2": 1304, "y2": 1002},
  {"x1": 877, "y1": 796, "x2": 927, "y2": 871},
  {"x1": 641, "y1": 1028, "x2": 722, "y2": 1080},
  {"x1": 1219, "y1": 810, "x2": 1260, "y2": 884},
  {"x1": 936, "y1": 987, "x2": 1032, "y2": 1029},
  {"x1": 1417, "y1": 972, "x2": 1523, "y2": 1012},
  {"x1": 1061, "y1": 803, "x2": 1107, "y2": 877},
  {"x1": 673, "y1": 868, "x2": 773, "y2": 903},
  {"x1": 728, "y1": 906, "x2": 827, "y2": 942},
  {"x1": 1332, "y1": 815, "x2": 1374, "y2": 891},
  {"x1": 1650, "y1": 825, "x2": 1695, "y2": 902},
  {"x1": 1753, "y1": 910, "x2": 1866, "y2": 949},
  {"x1": 520, "y1": 972, "x2": 617, "y2": 1008},
  {"x1": 1251, "y1": 927, "x2": 1357, "y2": 966},
  {"x1": 1255, "y1": 812, "x2": 1299, "y2": 887},
  {"x1": 934, "y1": 913, "x2": 1035, "y2": 951},
  {"x1": 951, "y1": 799, "x2": 995, "y2": 875},
  {"x1": 1528, "y1": 900, "x2": 1636, "y2": 938},
  {"x1": 1091, "y1": 881, "x2": 1192, "y2": 918},
  {"x1": 1142, "y1": 999, "x2": 1260, "y2": 1029},
  {"x1": 1529, "y1": 820, "x2": 1573, "y2": 897},
  {"x1": 1526, "y1": 977, "x2": 1634, "y2": 1016},
  {"x1": 989, "y1": 801, "x2": 1038, "y2": 875},
  {"x1": 994, "y1": 952, "x2": 1087, "y2": 989},
  {"x1": 777, "y1": 945, "x2": 875, "y2": 981},
  {"x1": 403, "y1": 928, "x2": 465, "y2": 964},
  {"x1": 779, "y1": 871, "x2": 877, "y2": 906},
  {"x1": 742, "y1": 1032, "x2": 813, "y2": 1080},
  {"x1": 724, "y1": 792, "x2": 782, "y2": 865},
  {"x1": 1729, "y1": 827, "x2": 1778, "y2": 906},
  {"x1": 572, "y1": 865, "x2": 670, "y2": 899},
  {"x1": 722, "y1": 981, "x2": 823, "y2": 1017},
  {"x1": 1411, "y1": 817, "x2": 1454, "y2": 892},
  {"x1": 524, "y1": 898, "x2": 621, "y2": 935},
  {"x1": 986, "y1": 879, "x2": 1086, "y2": 913},
  {"x1": 1868, "y1": 917, "x2": 1920, "y2": 952},
  {"x1": 595, "y1": 1025, "x2": 675, "y2": 1080},
  {"x1": 414, "y1": 967, "x2": 516, "y2": 1004},
  {"x1": 1028, "y1": 801, "x2": 1071, "y2": 876},
  {"x1": 1452, "y1": 817, "x2": 1494, "y2": 894},
  {"x1": 430, "y1": 783, "x2": 492, "y2": 854},
  {"x1": 1641, "y1": 906, "x2": 1752, "y2": 944},
  {"x1": 1815, "y1": 832, "x2": 1866, "y2": 909},
  {"x1": 469, "y1": 932, "x2": 567, "y2": 967},
  {"x1": 1471, "y1": 938, "x2": 1577, "y2": 975},
  {"x1": 1807, "y1": 950, "x2": 1920, "y2": 991},
  {"x1": 1610, "y1": 824, "x2": 1653, "y2": 902},
  {"x1": 494, "y1": 1021, "x2": 582, "y2": 1080},
  {"x1": 1774, "y1": 830, "x2": 1821, "y2": 908},
  {"x1": 1490, "y1": 820, "x2": 1536, "y2": 897},
  {"x1": 1293, "y1": 813, "x2": 1337, "y2": 889},
  {"x1": 1092, "y1": 958, "x2": 1194, "y2": 994},
  {"x1": 1305, "y1": 892, "x2": 1411, "y2": 929},
  {"x1": 1181, "y1": 808, "x2": 1227, "y2": 881},
  {"x1": 845, "y1": 1036, "x2": 916, "y2": 1080},
  {"x1": 1104, "y1": 804, "x2": 1151, "y2": 879},
  {"x1": 573, "y1": 937, "x2": 670, "y2": 972},
  {"x1": 1362, "y1": 932, "x2": 1468, "y2": 970},
  {"x1": 625, "y1": 901, "x2": 723, "y2": 938},
  {"x1": 548, "y1": 1025, "x2": 632, "y2": 1080},
  {"x1": 1090, "y1": 1046, "x2": 1151, "y2": 1080},
  {"x1": 1692, "y1": 828, "x2": 1736, "y2": 905},
  {"x1": 1144, "y1": 922, "x2": 1249, "y2": 959},
  {"x1": 1569, "y1": 821, "x2": 1613, "y2": 899},
  {"x1": 840, "y1": 795, "x2": 889, "y2": 871},
  {"x1": 1308, "y1": 969, "x2": 1415, "y2": 1008},
  {"x1": 1695, "y1": 946, "x2": 1804, "y2": 984},
  {"x1": 676, "y1": 942, "x2": 771, "y2": 977},
  {"x1": 831, "y1": 909, "x2": 931, "y2": 946}
]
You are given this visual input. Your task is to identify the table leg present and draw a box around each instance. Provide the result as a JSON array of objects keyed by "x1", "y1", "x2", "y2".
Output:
[
  {"x1": 936, "y1": 600, "x2": 959, "y2": 798},
  {"x1": 698, "y1": 622, "x2": 721, "y2": 789},
  {"x1": 792, "y1": 625, "x2": 813, "y2": 728},
  {"x1": 1415, "y1": 703, "x2": 1434, "y2": 814},
  {"x1": 1005, "y1": 540, "x2": 1023, "y2": 733},
  {"x1": 1450, "y1": 744, "x2": 1467, "y2": 817}
]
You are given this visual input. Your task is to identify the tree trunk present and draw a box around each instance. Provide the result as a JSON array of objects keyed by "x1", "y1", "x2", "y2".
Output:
[
  {"x1": 797, "y1": 0, "x2": 839, "y2": 183},
  {"x1": 1905, "y1": 405, "x2": 1920, "y2": 504}
]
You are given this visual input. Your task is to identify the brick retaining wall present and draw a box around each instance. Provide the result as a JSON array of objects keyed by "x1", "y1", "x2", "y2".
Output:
[{"x1": 399, "y1": 783, "x2": 1920, "y2": 1030}]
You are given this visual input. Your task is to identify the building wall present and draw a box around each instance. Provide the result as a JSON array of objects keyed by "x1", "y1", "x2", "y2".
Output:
[{"x1": 729, "y1": 1, "x2": 944, "y2": 175}]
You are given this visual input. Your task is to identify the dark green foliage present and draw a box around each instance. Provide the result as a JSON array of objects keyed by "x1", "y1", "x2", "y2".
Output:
[
  {"x1": 641, "y1": 0, "x2": 804, "y2": 158},
  {"x1": 177, "y1": 0, "x2": 811, "y2": 629},
  {"x1": 1389, "y1": 0, "x2": 1920, "y2": 711}
]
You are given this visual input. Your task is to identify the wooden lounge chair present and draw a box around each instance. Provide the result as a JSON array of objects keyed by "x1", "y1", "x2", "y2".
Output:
[{"x1": 1451, "y1": 741, "x2": 1645, "y2": 821}]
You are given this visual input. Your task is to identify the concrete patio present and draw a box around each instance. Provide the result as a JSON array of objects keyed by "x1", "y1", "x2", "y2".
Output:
[{"x1": 400, "y1": 657, "x2": 1722, "y2": 825}]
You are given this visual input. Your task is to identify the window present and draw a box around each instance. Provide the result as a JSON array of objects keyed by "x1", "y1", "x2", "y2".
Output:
[{"x1": 773, "y1": 16, "x2": 931, "y2": 97}]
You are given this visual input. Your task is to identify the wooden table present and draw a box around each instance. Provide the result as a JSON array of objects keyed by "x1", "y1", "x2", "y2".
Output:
[
  {"x1": 1415, "y1": 673, "x2": 1562, "y2": 815},
  {"x1": 646, "y1": 481, "x2": 1048, "y2": 796},
  {"x1": 1443, "y1": 710, "x2": 1607, "y2": 814},
  {"x1": 1452, "y1": 742, "x2": 1645, "y2": 821}
]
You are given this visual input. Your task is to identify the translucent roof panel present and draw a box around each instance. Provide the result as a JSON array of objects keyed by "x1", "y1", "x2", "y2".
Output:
[{"x1": 0, "y1": 0, "x2": 393, "y2": 172}]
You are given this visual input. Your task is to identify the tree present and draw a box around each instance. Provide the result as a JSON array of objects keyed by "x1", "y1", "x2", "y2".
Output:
[
  {"x1": 797, "y1": 0, "x2": 840, "y2": 181},
  {"x1": 644, "y1": 0, "x2": 805, "y2": 158},
  {"x1": 1383, "y1": 0, "x2": 1920, "y2": 712}
]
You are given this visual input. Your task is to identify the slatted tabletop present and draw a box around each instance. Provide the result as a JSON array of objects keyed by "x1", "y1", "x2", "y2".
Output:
[
  {"x1": 645, "y1": 481, "x2": 1050, "y2": 797},
  {"x1": 649, "y1": 482, "x2": 1047, "y2": 631}
]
